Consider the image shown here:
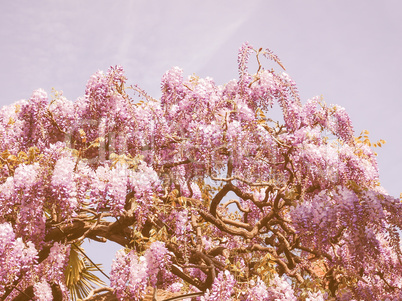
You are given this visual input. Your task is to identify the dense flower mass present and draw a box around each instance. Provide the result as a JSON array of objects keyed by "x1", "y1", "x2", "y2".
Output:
[
  {"x1": 110, "y1": 249, "x2": 148, "y2": 300},
  {"x1": 201, "y1": 271, "x2": 236, "y2": 301},
  {"x1": 0, "y1": 222, "x2": 38, "y2": 296},
  {"x1": 0, "y1": 43, "x2": 400, "y2": 300},
  {"x1": 110, "y1": 241, "x2": 170, "y2": 300},
  {"x1": 33, "y1": 279, "x2": 53, "y2": 301}
]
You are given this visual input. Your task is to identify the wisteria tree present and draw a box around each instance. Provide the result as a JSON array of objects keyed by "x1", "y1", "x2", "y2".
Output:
[{"x1": 0, "y1": 43, "x2": 401, "y2": 301}]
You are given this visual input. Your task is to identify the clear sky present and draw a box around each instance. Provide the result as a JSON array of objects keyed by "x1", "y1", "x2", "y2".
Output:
[{"x1": 1, "y1": 0, "x2": 401, "y2": 285}]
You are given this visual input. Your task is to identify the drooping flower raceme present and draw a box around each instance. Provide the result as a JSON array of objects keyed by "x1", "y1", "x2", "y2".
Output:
[
  {"x1": 0, "y1": 43, "x2": 401, "y2": 300},
  {"x1": 144, "y1": 241, "x2": 170, "y2": 287},
  {"x1": 33, "y1": 279, "x2": 53, "y2": 301},
  {"x1": 0, "y1": 162, "x2": 47, "y2": 246},
  {"x1": 265, "y1": 275, "x2": 297, "y2": 301},
  {"x1": 91, "y1": 163, "x2": 129, "y2": 215},
  {"x1": 0, "y1": 222, "x2": 37, "y2": 296},
  {"x1": 110, "y1": 249, "x2": 148, "y2": 301},
  {"x1": 35, "y1": 242, "x2": 71, "y2": 299},
  {"x1": 245, "y1": 278, "x2": 269, "y2": 301},
  {"x1": 51, "y1": 156, "x2": 79, "y2": 219},
  {"x1": 201, "y1": 271, "x2": 236, "y2": 301},
  {"x1": 110, "y1": 241, "x2": 170, "y2": 300}
]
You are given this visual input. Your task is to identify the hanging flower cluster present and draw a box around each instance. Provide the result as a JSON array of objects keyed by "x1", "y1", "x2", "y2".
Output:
[{"x1": 0, "y1": 43, "x2": 400, "y2": 300}]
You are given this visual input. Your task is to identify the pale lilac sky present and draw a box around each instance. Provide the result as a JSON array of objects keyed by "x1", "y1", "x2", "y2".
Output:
[{"x1": 1, "y1": 0, "x2": 401, "y2": 282}]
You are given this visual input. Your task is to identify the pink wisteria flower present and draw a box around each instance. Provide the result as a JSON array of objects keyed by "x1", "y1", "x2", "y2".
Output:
[
  {"x1": 0, "y1": 43, "x2": 400, "y2": 300},
  {"x1": 201, "y1": 271, "x2": 236, "y2": 301},
  {"x1": 33, "y1": 279, "x2": 53, "y2": 301}
]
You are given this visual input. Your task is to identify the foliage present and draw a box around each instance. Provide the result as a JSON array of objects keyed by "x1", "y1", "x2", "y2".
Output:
[
  {"x1": 64, "y1": 241, "x2": 105, "y2": 301},
  {"x1": 0, "y1": 43, "x2": 401, "y2": 300}
]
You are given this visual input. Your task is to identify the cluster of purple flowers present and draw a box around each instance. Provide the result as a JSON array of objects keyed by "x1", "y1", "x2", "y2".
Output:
[
  {"x1": 0, "y1": 42, "x2": 400, "y2": 300},
  {"x1": 110, "y1": 241, "x2": 170, "y2": 300}
]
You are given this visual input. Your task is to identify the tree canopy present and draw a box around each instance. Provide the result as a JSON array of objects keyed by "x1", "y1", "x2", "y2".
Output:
[{"x1": 0, "y1": 43, "x2": 401, "y2": 300}]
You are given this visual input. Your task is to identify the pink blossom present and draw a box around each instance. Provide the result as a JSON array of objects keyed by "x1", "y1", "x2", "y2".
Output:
[
  {"x1": 0, "y1": 222, "x2": 37, "y2": 296},
  {"x1": 0, "y1": 44, "x2": 400, "y2": 301},
  {"x1": 202, "y1": 271, "x2": 236, "y2": 301},
  {"x1": 51, "y1": 156, "x2": 78, "y2": 218},
  {"x1": 246, "y1": 278, "x2": 269, "y2": 301},
  {"x1": 110, "y1": 249, "x2": 148, "y2": 300},
  {"x1": 145, "y1": 241, "x2": 170, "y2": 287},
  {"x1": 265, "y1": 275, "x2": 297, "y2": 301},
  {"x1": 33, "y1": 279, "x2": 53, "y2": 301}
]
